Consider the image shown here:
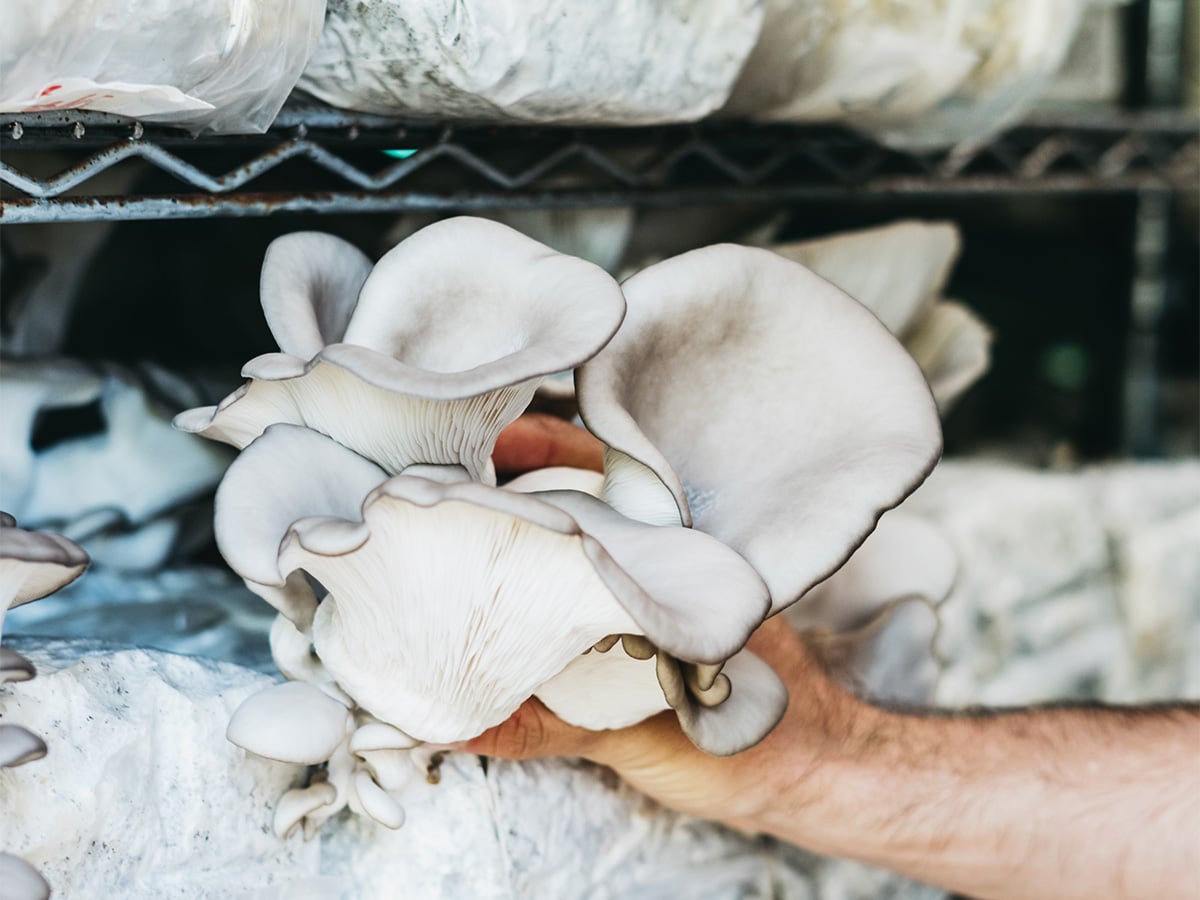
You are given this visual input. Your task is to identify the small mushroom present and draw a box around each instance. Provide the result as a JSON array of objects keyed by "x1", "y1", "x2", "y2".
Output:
[
  {"x1": 177, "y1": 218, "x2": 627, "y2": 483},
  {"x1": 787, "y1": 510, "x2": 956, "y2": 705},
  {"x1": 0, "y1": 852, "x2": 50, "y2": 900},
  {"x1": 787, "y1": 510, "x2": 957, "y2": 634},
  {"x1": 809, "y1": 596, "x2": 943, "y2": 706},
  {"x1": 350, "y1": 770, "x2": 406, "y2": 829},
  {"x1": 0, "y1": 647, "x2": 36, "y2": 683},
  {"x1": 538, "y1": 641, "x2": 786, "y2": 757},
  {"x1": 0, "y1": 724, "x2": 47, "y2": 768},
  {"x1": 274, "y1": 781, "x2": 338, "y2": 840},
  {"x1": 226, "y1": 680, "x2": 354, "y2": 765},
  {"x1": 577, "y1": 243, "x2": 943, "y2": 616},
  {"x1": 0, "y1": 515, "x2": 90, "y2": 641},
  {"x1": 349, "y1": 722, "x2": 419, "y2": 754}
]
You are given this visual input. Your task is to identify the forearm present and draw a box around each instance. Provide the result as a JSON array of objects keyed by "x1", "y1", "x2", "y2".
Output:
[{"x1": 758, "y1": 699, "x2": 1200, "y2": 900}]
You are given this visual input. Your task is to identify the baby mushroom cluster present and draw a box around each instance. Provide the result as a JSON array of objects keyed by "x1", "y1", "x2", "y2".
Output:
[
  {"x1": 179, "y1": 216, "x2": 944, "y2": 838},
  {"x1": 0, "y1": 513, "x2": 89, "y2": 900}
]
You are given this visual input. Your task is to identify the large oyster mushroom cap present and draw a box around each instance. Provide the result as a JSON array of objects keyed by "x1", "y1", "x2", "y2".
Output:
[
  {"x1": 534, "y1": 488, "x2": 771, "y2": 663},
  {"x1": 503, "y1": 466, "x2": 605, "y2": 497},
  {"x1": 537, "y1": 641, "x2": 789, "y2": 756},
  {"x1": 535, "y1": 644, "x2": 671, "y2": 731},
  {"x1": 670, "y1": 647, "x2": 789, "y2": 757},
  {"x1": 578, "y1": 244, "x2": 943, "y2": 615}
]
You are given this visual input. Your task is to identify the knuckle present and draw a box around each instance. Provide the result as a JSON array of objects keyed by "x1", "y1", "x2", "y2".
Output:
[{"x1": 490, "y1": 704, "x2": 549, "y2": 759}]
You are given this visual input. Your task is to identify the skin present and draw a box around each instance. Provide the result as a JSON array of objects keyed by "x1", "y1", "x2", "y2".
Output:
[
  {"x1": 492, "y1": 412, "x2": 604, "y2": 476},
  {"x1": 472, "y1": 414, "x2": 1200, "y2": 900}
]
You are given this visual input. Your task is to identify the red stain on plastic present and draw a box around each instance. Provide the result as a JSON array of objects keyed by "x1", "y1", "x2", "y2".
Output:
[{"x1": 39, "y1": 84, "x2": 63, "y2": 96}]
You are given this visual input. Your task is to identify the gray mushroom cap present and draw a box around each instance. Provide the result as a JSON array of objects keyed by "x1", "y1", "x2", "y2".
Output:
[
  {"x1": 0, "y1": 723, "x2": 47, "y2": 768},
  {"x1": 259, "y1": 232, "x2": 373, "y2": 359},
  {"x1": 0, "y1": 852, "x2": 50, "y2": 900},
  {"x1": 0, "y1": 516, "x2": 89, "y2": 639},
  {"x1": 538, "y1": 641, "x2": 788, "y2": 756},
  {"x1": 578, "y1": 244, "x2": 943, "y2": 615},
  {"x1": 0, "y1": 646, "x2": 36, "y2": 683},
  {"x1": 787, "y1": 511, "x2": 956, "y2": 707}
]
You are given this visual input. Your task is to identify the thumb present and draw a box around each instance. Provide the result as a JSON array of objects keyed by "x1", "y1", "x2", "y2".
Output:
[{"x1": 460, "y1": 697, "x2": 601, "y2": 760}]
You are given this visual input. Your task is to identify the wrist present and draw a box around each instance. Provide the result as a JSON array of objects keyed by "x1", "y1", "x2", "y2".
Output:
[{"x1": 747, "y1": 680, "x2": 896, "y2": 849}]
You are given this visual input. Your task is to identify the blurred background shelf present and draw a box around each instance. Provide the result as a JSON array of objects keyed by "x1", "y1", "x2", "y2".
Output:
[{"x1": 2, "y1": 104, "x2": 1197, "y2": 224}]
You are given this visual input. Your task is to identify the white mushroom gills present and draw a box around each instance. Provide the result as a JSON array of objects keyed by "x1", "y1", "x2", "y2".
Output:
[{"x1": 292, "y1": 494, "x2": 641, "y2": 744}]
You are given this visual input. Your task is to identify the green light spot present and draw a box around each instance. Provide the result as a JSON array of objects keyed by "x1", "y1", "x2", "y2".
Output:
[
  {"x1": 383, "y1": 148, "x2": 418, "y2": 159},
  {"x1": 1042, "y1": 343, "x2": 1089, "y2": 391}
]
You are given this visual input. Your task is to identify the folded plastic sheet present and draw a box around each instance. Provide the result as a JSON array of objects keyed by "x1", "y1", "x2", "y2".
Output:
[
  {"x1": 0, "y1": 0, "x2": 325, "y2": 133},
  {"x1": 726, "y1": 0, "x2": 1085, "y2": 148}
]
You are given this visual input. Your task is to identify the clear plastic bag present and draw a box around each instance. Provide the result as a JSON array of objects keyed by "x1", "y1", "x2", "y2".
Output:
[
  {"x1": 0, "y1": 0, "x2": 325, "y2": 133},
  {"x1": 728, "y1": 0, "x2": 1086, "y2": 149}
]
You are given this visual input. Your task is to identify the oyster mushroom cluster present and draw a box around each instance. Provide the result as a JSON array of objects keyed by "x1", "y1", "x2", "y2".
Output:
[
  {"x1": 0, "y1": 513, "x2": 89, "y2": 900},
  {"x1": 178, "y1": 216, "x2": 944, "y2": 837}
]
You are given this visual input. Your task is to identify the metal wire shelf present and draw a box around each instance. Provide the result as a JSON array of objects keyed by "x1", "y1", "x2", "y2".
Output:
[{"x1": 1, "y1": 101, "x2": 1197, "y2": 223}]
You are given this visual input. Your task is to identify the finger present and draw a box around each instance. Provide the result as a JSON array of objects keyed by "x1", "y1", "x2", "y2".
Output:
[
  {"x1": 461, "y1": 697, "x2": 600, "y2": 760},
  {"x1": 493, "y1": 413, "x2": 605, "y2": 475}
]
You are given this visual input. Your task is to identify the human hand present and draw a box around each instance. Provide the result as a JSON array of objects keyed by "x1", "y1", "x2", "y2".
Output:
[
  {"x1": 463, "y1": 615, "x2": 874, "y2": 836},
  {"x1": 483, "y1": 414, "x2": 875, "y2": 834},
  {"x1": 492, "y1": 411, "x2": 605, "y2": 476}
]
